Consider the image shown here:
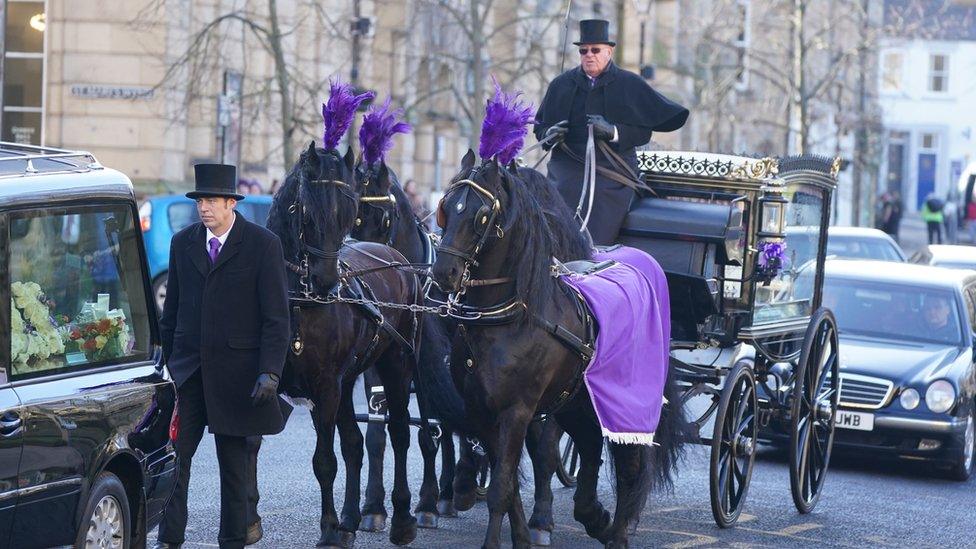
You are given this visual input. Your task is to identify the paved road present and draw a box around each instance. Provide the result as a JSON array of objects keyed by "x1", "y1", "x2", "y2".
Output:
[{"x1": 156, "y1": 386, "x2": 976, "y2": 549}]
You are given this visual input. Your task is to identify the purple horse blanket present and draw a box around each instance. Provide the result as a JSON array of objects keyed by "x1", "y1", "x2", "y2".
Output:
[{"x1": 559, "y1": 246, "x2": 670, "y2": 445}]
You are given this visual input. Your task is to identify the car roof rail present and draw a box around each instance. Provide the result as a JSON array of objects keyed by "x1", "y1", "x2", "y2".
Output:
[{"x1": 0, "y1": 141, "x2": 103, "y2": 178}]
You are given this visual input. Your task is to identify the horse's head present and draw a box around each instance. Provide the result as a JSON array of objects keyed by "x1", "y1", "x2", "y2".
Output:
[
  {"x1": 292, "y1": 140, "x2": 359, "y2": 291},
  {"x1": 352, "y1": 160, "x2": 399, "y2": 244},
  {"x1": 432, "y1": 150, "x2": 515, "y2": 294}
]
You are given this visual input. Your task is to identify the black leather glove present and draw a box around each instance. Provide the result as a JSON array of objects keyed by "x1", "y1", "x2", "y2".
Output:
[
  {"x1": 251, "y1": 373, "x2": 280, "y2": 407},
  {"x1": 587, "y1": 114, "x2": 616, "y2": 141},
  {"x1": 542, "y1": 120, "x2": 570, "y2": 150}
]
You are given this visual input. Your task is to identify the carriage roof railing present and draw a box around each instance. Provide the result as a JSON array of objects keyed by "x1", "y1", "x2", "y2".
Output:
[
  {"x1": 637, "y1": 150, "x2": 841, "y2": 190},
  {"x1": 0, "y1": 141, "x2": 102, "y2": 179}
]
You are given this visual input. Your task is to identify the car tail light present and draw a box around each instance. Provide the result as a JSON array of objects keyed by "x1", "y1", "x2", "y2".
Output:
[
  {"x1": 139, "y1": 201, "x2": 152, "y2": 232},
  {"x1": 169, "y1": 404, "x2": 179, "y2": 442}
]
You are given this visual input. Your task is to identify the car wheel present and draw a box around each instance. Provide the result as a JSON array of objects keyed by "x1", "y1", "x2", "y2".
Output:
[
  {"x1": 948, "y1": 408, "x2": 975, "y2": 481},
  {"x1": 153, "y1": 273, "x2": 168, "y2": 314},
  {"x1": 75, "y1": 471, "x2": 131, "y2": 549}
]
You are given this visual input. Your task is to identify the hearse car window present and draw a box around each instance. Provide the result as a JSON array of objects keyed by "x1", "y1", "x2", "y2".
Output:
[{"x1": 7, "y1": 204, "x2": 151, "y2": 380}]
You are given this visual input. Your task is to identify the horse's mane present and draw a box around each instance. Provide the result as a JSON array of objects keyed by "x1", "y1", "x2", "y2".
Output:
[
  {"x1": 267, "y1": 159, "x2": 302, "y2": 261},
  {"x1": 517, "y1": 166, "x2": 591, "y2": 261}
]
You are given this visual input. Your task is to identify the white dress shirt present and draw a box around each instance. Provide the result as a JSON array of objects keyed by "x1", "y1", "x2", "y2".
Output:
[{"x1": 205, "y1": 213, "x2": 236, "y2": 254}]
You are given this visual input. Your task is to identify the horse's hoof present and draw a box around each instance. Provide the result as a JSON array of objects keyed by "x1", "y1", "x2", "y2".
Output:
[
  {"x1": 454, "y1": 490, "x2": 477, "y2": 512},
  {"x1": 416, "y1": 511, "x2": 439, "y2": 529},
  {"x1": 437, "y1": 499, "x2": 458, "y2": 517},
  {"x1": 627, "y1": 520, "x2": 639, "y2": 535},
  {"x1": 530, "y1": 529, "x2": 552, "y2": 546},
  {"x1": 359, "y1": 513, "x2": 387, "y2": 532},
  {"x1": 339, "y1": 530, "x2": 357, "y2": 547},
  {"x1": 389, "y1": 517, "x2": 418, "y2": 546}
]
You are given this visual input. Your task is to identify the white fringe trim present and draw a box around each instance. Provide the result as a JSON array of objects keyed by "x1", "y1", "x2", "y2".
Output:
[
  {"x1": 281, "y1": 393, "x2": 315, "y2": 410},
  {"x1": 602, "y1": 429, "x2": 657, "y2": 446}
]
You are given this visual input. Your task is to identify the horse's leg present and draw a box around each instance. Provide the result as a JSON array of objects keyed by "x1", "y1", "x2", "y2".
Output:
[
  {"x1": 311, "y1": 390, "x2": 344, "y2": 547},
  {"x1": 524, "y1": 419, "x2": 559, "y2": 546},
  {"x1": 377, "y1": 356, "x2": 418, "y2": 546},
  {"x1": 559, "y1": 412, "x2": 611, "y2": 544},
  {"x1": 453, "y1": 437, "x2": 482, "y2": 511},
  {"x1": 482, "y1": 407, "x2": 533, "y2": 549},
  {"x1": 360, "y1": 368, "x2": 388, "y2": 532},
  {"x1": 414, "y1": 418, "x2": 440, "y2": 528},
  {"x1": 605, "y1": 443, "x2": 648, "y2": 548},
  {"x1": 437, "y1": 429, "x2": 457, "y2": 517},
  {"x1": 336, "y1": 379, "x2": 364, "y2": 544}
]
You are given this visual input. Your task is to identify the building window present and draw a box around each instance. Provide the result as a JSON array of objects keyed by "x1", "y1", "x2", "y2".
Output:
[
  {"x1": 733, "y1": 0, "x2": 750, "y2": 89},
  {"x1": 8, "y1": 204, "x2": 152, "y2": 380},
  {"x1": 921, "y1": 132, "x2": 938, "y2": 150},
  {"x1": 928, "y1": 54, "x2": 949, "y2": 93},
  {"x1": 2, "y1": 0, "x2": 46, "y2": 145},
  {"x1": 881, "y1": 52, "x2": 903, "y2": 92}
]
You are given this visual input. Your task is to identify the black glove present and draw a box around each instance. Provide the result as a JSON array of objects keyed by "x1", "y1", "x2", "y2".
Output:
[
  {"x1": 587, "y1": 114, "x2": 616, "y2": 141},
  {"x1": 251, "y1": 373, "x2": 280, "y2": 407},
  {"x1": 542, "y1": 120, "x2": 570, "y2": 150}
]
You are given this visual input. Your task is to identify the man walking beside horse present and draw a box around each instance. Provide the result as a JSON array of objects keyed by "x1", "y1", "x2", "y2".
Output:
[
  {"x1": 534, "y1": 19, "x2": 689, "y2": 246},
  {"x1": 156, "y1": 164, "x2": 292, "y2": 549}
]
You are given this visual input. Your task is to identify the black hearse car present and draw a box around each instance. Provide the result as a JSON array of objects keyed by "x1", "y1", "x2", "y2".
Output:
[
  {"x1": 0, "y1": 143, "x2": 176, "y2": 547},
  {"x1": 817, "y1": 260, "x2": 976, "y2": 479}
]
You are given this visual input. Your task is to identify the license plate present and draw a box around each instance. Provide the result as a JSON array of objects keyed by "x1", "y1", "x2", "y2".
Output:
[{"x1": 835, "y1": 410, "x2": 874, "y2": 431}]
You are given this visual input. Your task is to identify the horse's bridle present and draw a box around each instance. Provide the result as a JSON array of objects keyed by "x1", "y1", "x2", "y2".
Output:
[
  {"x1": 357, "y1": 187, "x2": 399, "y2": 246},
  {"x1": 434, "y1": 170, "x2": 515, "y2": 302},
  {"x1": 287, "y1": 175, "x2": 358, "y2": 297}
]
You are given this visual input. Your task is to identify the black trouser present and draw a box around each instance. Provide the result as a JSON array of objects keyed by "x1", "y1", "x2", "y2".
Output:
[
  {"x1": 158, "y1": 370, "x2": 253, "y2": 549},
  {"x1": 246, "y1": 435, "x2": 262, "y2": 527},
  {"x1": 927, "y1": 221, "x2": 943, "y2": 244}
]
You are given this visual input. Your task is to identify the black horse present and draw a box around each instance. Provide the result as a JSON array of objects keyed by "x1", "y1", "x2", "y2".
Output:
[
  {"x1": 432, "y1": 151, "x2": 684, "y2": 548},
  {"x1": 352, "y1": 160, "x2": 593, "y2": 544},
  {"x1": 351, "y1": 161, "x2": 462, "y2": 531},
  {"x1": 267, "y1": 143, "x2": 421, "y2": 547}
]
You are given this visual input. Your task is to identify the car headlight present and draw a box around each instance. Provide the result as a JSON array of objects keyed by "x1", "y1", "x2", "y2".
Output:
[
  {"x1": 925, "y1": 380, "x2": 956, "y2": 413},
  {"x1": 900, "y1": 388, "x2": 920, "y2": 410}
]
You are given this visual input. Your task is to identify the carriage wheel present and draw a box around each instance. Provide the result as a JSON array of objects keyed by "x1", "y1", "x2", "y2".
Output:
[
  {"x1": 789, "y1": 308, "x2": 840, "y2": 514},
  {"x1": 709, "y1": 362, "x2": 758, "y2": 528},
  {"x1": 556, "y1": 431, "x2": 580, "y2": 488}
]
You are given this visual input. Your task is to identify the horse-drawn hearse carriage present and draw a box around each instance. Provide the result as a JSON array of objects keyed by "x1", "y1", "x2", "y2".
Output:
[{"x1": 559, "y1": 151, "x2": 841, "y2": 528}]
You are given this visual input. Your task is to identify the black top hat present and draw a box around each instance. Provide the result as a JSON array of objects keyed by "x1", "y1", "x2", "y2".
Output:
[
  {"x1": 574, "y1": 19, "x2": 615, "y2": 47},
  {"x1": 187, "y1": 163, "x2": 244, "y2": 200}
]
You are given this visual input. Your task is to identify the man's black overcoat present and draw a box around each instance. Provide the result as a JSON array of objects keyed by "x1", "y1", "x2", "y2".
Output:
[
  {"x1": 159, "y1": 211, "x2": 291, "y2": 437},
  {"x1": 533, "y1": 62, "x2": 689, "y2": 245}
]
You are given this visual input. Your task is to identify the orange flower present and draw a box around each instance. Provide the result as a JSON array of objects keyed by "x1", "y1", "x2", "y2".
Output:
[
  {"x1": 82, "y1": 339, "x2": 97, "y2": 351},
  {"x1": 97, "y1": 319, "x2": 112, "y2": 333},
  {"x1": 69, "y1": 329, "x2": 82, "y2": 340}
]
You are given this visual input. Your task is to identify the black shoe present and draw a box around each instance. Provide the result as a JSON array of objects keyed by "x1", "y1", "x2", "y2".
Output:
[
  {"x1": 153, "y1": 543, "x2": 182, "y2": 549},
  {"x1": 245, "y1": 518, "x2": 263, "y2": 545}
]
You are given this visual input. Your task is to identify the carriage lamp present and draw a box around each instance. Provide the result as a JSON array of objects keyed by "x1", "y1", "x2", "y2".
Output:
[{"x1": 758, "y1": 179, "x2": 788, "y2": 239}]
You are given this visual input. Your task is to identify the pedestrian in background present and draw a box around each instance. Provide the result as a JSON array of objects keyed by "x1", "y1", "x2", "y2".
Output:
[
  {"x1": 403, "y1": 179, "x2": 428, "y2": 217},
  {"x1": 922, "y1": 193, "x2": 945, "y2": 244},
  {"x1": 966, "y1": 199, "x2": 976, "y2": 244}
]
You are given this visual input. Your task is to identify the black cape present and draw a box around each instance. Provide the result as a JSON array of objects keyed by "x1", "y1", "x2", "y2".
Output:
[{"x1": 533, "y1": 63, "x2": 688, "y2": 245}]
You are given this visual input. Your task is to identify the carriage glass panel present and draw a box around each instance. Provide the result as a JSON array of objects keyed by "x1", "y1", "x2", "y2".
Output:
[{"x1": 752, "y1": 182, "x2": 825, "y2": 324}]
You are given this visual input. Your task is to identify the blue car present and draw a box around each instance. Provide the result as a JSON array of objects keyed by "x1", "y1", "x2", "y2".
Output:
[{"x1": 139, "y1": 193, "x2": 273, "y2": 311}]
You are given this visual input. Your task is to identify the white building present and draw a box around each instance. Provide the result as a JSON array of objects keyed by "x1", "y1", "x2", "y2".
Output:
[{"x1": 877, "y1": 0, "x2": 976, "y2": 211}]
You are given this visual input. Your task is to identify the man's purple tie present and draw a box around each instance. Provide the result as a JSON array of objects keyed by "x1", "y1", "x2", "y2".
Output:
[{"x1": 208, "y1": 237, "x2": 221, "y2": 265}]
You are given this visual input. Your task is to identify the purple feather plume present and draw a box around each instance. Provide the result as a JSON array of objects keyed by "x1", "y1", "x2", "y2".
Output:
[
  {"x1": 359, "y1": 97, "x2": 411, "y2": 166},
  {"x1": 479, "y1": 79, "x2": 535, "y2": 165},
  {"x1": 322, "y1": 79, "x2": 375, "y2": 151}
]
